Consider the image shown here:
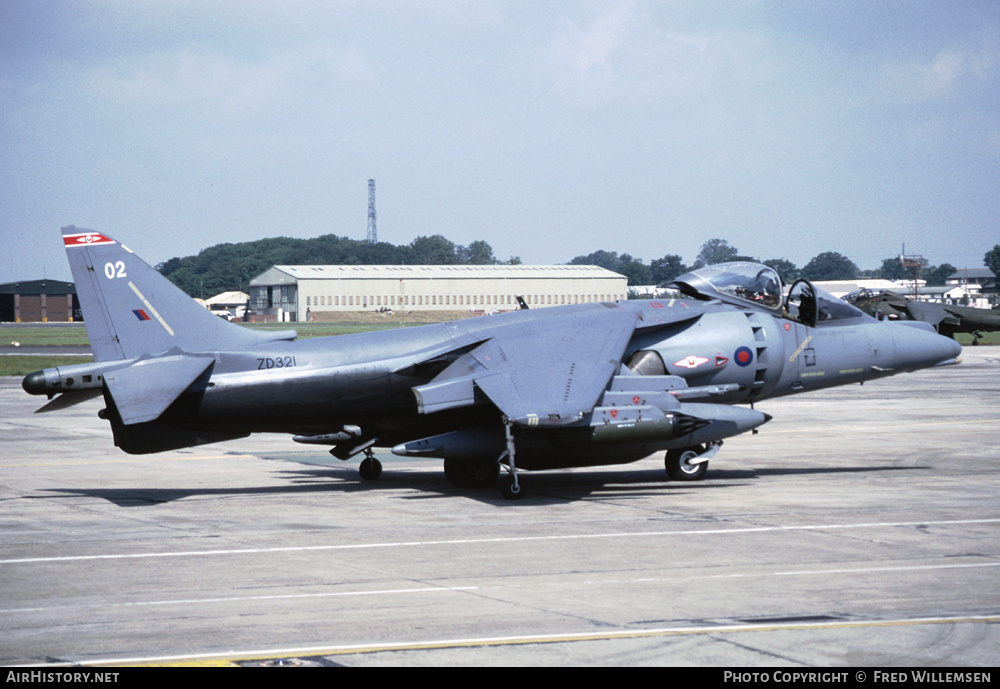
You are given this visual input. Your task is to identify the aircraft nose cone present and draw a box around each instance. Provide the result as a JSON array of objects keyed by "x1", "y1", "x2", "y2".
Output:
[
  {"x1": 890, "y1": 323, "x2": 962, "y2": 372},
  {"x1": 942, "y1": 336, "x2": 963, "y2": 363},
  {"x1": 22, "y1": 370, "x2": 47, "y2": 395}
]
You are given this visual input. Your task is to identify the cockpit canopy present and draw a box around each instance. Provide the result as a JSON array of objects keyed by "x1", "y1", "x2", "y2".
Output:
[
  {"x1": 669, "y1": 262, "x2": 783, "y2": 313},
  {"x1": 669, "y1": 262, "x2": 869, "y2": 326},
  {"x1": 843, "y1": 288, "x2": 906, "y2": 305}
]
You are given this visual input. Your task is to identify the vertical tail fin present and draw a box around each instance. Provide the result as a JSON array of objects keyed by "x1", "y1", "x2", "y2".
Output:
[{"x1": 63, "y1": 226, "x2": 288, "y2": 360}]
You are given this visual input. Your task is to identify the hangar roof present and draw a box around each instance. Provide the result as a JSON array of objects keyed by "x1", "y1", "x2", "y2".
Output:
[
  {"x1": 250, "y1": 264, "x2": 624, "y2": 285},
  {"x1": 0, "y1": 279, "x2": 76, "y2": 295}
]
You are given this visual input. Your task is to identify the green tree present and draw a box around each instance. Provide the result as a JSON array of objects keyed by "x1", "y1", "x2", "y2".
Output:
[
  {"x1": 617, "y1": 254, "x2": 652, "y2": 286},
  {"x1": 762, "y1": 258, "x2": 799, "y2": 283},
  {"x1": 924, "y1": 263, "x2": 956, "y2": 287},
  {"x1": 410, "y1": 235, "x2": 459, "y2": 264},
  {"x1": 693, "y1": 239, "x2": 740, "y2": 268},
  {"x1": 457, "y1": 240, "x2": 497, "y2": 265},
  {"x1": 568, "y1": 251, "x2": 652, "y2": 285},
  {"x1": 801, "y1": 252, "x2": 860, "y2": 281},
  {"x1": 879, "y1": 256, "x2": 906, "y2": 281},
  {"x1": 650, "y1": 255, "x2": 687, "y2": 284},
  {"x1": 569, "y1": 250, "x2": 622, "y2": 272},
  {"x1": 985, "y1": 245, "x2": 1000, "y2": 279}
]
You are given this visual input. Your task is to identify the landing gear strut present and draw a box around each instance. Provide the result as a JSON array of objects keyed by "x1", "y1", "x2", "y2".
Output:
[{"x1": 498, "y1": 419, "x2": 524, "y2": 500}]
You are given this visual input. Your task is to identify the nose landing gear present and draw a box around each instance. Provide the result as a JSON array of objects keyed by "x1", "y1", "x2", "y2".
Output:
[
  {"x1": 359, "y1": 448, "x2": 382, "y2": 481},
  {"x1": 665, "y1": 441, "x2": 721, "y2": 481}
]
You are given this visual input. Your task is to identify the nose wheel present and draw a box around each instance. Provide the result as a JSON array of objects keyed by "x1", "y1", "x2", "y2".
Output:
[
  {"x1": 665, "y1": 444, "x2": 714, "y2": 481},
  {"x1": 359, "y1": 448, "x2": 382, "y2": 481}
]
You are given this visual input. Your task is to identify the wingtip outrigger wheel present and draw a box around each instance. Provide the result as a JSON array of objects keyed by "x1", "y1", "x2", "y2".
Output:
[
  {"x1": 501, "y1": 480, "x2": 523, "y2": 500},
  {"x1": 499, "y1": 417, "x2": 524, "y2": 500}
]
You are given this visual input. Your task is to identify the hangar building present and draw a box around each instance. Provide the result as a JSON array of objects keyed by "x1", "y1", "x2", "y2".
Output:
[
  {"x1": 248, "y1": 265, "x2": 628, "y2": 322},
  {"x1": 0, "y1": 280, "x2": 79, "y2": 323}
]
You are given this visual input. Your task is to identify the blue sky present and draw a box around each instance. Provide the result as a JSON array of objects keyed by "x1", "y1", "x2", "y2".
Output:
[{"x1": 2, "y1": 1, "x2": 998, "y2": 283}]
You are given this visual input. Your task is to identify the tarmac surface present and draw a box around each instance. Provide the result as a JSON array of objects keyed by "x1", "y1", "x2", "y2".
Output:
[{"x1": 1, "y1": 347, "x2": 998, "y2": 667}]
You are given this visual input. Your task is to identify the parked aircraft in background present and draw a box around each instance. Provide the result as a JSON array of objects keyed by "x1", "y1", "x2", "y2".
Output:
[
  {"x1": 23, "y1": 227, "x2": 961, "y2": 499},
  {"x1": 844, "y1": 289, "x2": 1000, "y2": 345}
]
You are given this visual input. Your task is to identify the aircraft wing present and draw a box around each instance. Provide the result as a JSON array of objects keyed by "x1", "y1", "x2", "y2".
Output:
[
  {"x1": 903, "y1": 301, "x2": 951, "y2": 328},
  {"x1": 936, "y1": 307, "x2": 965, "y2": 328},
  {"x1": 411, "y1": 304, "x2": 693, "y2": 428}
]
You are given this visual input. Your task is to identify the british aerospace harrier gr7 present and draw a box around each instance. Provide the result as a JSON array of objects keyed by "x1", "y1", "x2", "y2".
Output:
[
  {"x1": 844, "y1": 288, "x2": 1000, "y2": 345},
  {"x1": 23, "y1": 227, "x2": 961, "y2": 499}
]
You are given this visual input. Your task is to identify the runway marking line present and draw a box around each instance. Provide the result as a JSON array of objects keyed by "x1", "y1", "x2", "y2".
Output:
[
  {"x1": 3, "y1": 518, "x2": 998, "y2": 565},
  {"x1": 3, "y1": 586, "x2": 479, "y2": 615},
  {"x1": 51, "y1": 613, "x2": 1000, "y2": 667}
]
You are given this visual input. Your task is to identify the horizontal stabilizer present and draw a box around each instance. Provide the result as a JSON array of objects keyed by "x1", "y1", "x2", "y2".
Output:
[
  {"x1": 34, "y1": 389, "x2": 104, "y2": 413},
  {"x1": 258, "y1": 329, "x2": 298, "y2": 342},
  {"x1": 104, "y1": 354, "x2": 215, "y2": 425}
]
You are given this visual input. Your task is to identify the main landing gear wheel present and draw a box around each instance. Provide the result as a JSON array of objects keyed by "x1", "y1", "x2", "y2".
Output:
[
  {"x1": 359, "y1": 452, "x2": 382, "y2": 481},
  {"x1": 444, "y1": 457, "x2": 500, "y2": 489},
  {"x1": 500, "y1": 478, "x2": 524, "y2": 500},
  {"x1": 665, "y1": 446, "x2": 708, "y2": 481}
]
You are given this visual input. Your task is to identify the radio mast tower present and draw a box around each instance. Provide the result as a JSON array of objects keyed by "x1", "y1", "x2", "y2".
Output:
[
  {"x1": 366, "y1": 179, "x2": 377, "y2": 244},
  {"x1": 899, "y1": 244, "x2": 927, "y2": 299}
]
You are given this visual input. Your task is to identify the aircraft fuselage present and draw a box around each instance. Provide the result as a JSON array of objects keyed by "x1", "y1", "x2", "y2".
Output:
[{"x1": 72, "y1": 298, "x2": 957, "y2": 462}]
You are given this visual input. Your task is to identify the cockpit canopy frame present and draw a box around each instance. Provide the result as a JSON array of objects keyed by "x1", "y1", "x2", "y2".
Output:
[
  {"x1": 669, "y1": 262, "x2": 870, "y2": 326},
  {"x1": 669, "y1": 262, "x2": 784, "y2": 314}
]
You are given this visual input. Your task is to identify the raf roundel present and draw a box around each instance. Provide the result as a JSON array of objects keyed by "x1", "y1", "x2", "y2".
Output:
[{"x1": 734, "y1": 346, "x2": 754, "y2": 367}]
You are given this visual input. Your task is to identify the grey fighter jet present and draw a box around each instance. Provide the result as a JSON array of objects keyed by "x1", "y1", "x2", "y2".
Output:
[
  {"x1": 23, "y1": 227, "x2": 961, "y2": 499},
  {"x1": 844, "y1": 288, "x2": 1000, "y2": 345}
]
